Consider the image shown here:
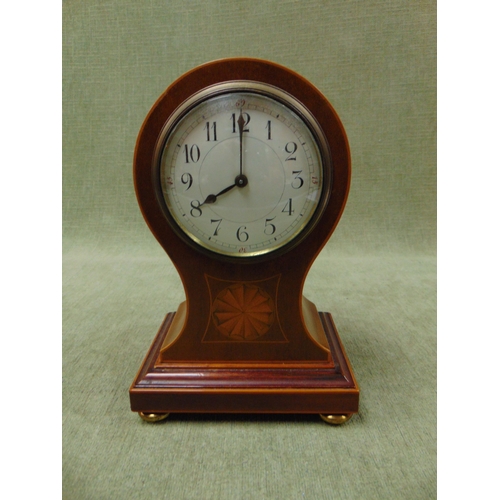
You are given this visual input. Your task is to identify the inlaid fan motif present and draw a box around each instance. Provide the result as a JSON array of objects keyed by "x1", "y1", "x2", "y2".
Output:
[{"x1": 212, "y1": 284, "x2": 275, "y2": 340}]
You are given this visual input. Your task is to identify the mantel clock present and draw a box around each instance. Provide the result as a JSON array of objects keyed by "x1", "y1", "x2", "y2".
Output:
[{"x1": 129, "y1": 58, "x2": 359, "y2": 425}]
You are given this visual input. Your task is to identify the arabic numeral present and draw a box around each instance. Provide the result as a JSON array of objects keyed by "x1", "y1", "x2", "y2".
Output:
[
  {"x1": 181, "y1": 172, "x2": 193, "y2": 190},
  {"x1": 265, "y1": 120, "x2": 272, "y2": 140},
  {"x1": 282, "y1": 198, "x2": 294, "y2": 216},
  {"x1": 285, "y1": 141, "x2": 297, "y2": 161},
  {"x1": 183, "y1": 144, "x2": 200, "y2": 163},
  {"x1": 291, "y1": 170, "x2": 304, "y2": 189},
  {"x1": 231, "y1": 112, "x2": 250, "y2": 133},
  {"x1": 211, "y1": 219, "x2": 222, "y2": 236},
  {"x1": 264, "y1": 218, "x2": 276, "y2": 235},
  {"x1": 190, "y1": 200, "x2": 202, "y2": 217},
  {"x1": 204, "y1": 121, "x2": 217, "y2": 141},
  {"x1": 236, "y1": 226, "x2": 249, "y2": 242}
]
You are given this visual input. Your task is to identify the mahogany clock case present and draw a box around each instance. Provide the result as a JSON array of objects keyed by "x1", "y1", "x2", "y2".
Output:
[{"x1": 130, "y1": 58, "x2": 358, "y2": 418}]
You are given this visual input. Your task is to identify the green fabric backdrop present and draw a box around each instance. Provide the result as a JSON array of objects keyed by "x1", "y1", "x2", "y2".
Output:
[{"x1": 63, "y1": 1, "x2": 436, "y2": 498}]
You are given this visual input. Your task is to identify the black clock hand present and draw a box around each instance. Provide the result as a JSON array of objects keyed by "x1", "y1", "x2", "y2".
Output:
[
  {"x1": 238, "y1": 108, "x2": 245, "y2": 177},
  {"x1": 201, "y1": 183, "x2": 237, "y2": 205},
  {"x1": 201, "y1": 174, "x2": 249, "y2": 206}
]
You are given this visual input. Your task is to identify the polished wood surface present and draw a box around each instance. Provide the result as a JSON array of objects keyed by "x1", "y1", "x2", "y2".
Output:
[{"x1": 130, "y1": 311, "x2": 359, "y2": 414}]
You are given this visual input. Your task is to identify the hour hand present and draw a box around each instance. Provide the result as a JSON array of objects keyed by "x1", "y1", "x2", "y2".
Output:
[
  {"x1": 201, "y1": 183, "x2": 236, "y2": 205},
  {"x1": 201, "y1": 174, "x2": 248, "y2": 206}
]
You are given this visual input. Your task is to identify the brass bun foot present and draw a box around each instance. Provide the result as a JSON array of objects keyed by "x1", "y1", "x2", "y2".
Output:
[
  {"x1": 320, "y1": 413, "x2": 353, "y2": 425},
  {"x1": 139, "y1": 412, "x2": 170, "y2": 422}
]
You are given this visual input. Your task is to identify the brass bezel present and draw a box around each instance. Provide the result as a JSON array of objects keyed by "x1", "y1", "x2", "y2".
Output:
[{"x1": 153, "y1": 81, "x2": 333, "y2": 260}]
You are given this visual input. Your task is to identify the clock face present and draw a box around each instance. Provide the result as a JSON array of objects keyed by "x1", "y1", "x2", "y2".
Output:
[{"x1": 156, "y1": 82, "x2": 330, "y2": 258}]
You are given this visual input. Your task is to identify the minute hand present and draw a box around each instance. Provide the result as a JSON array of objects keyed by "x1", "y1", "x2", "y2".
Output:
[{"x1": 237, "y1": 109, "x2": 245, "y2": 177}]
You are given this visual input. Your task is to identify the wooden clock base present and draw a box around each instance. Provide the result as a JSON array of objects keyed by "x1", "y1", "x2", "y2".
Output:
[{"x1": 129, "y1": 310, "x2": 359, "y2": 423}]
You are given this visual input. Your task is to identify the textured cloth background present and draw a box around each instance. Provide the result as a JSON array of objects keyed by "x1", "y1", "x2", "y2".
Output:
[{"x1": 63, "y1": 1, "x2": 436, "y2": 499}]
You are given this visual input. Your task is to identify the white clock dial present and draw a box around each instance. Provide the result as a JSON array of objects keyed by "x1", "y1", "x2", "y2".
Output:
[{"x1": 157, "y1": 83, "x2": 327, "y2": 257}]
